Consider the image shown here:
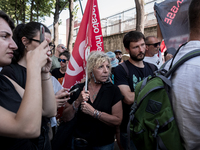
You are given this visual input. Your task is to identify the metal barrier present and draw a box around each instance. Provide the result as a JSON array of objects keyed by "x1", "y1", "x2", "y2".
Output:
[{"x1": 73, "y1": 0, "x2": 164, "y2": 40}]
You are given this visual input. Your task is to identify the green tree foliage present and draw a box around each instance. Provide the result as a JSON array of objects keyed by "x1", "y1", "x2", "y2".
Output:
[
  {"x1": 0, "y1": 0, "x2": 53, "y2": 24},
  {"x1": 53, "y1": 0, "x2": 69, "y2": 47},
  {"x1": 0, "y1": 0, "x2": 78, "y2": 52},
  {"x1": 52, "y1": 0, "x2": 79, "y2": 51}
]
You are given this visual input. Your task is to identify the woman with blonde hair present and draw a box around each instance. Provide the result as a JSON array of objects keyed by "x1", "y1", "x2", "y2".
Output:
[{"x1": 61, "y1": 51, "x2": 123, "y2": 150}]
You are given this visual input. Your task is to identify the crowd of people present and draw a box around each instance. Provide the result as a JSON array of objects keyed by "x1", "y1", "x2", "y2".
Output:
[{"x1": 0, "y1": 0, "x2": 200, "y2": 149}]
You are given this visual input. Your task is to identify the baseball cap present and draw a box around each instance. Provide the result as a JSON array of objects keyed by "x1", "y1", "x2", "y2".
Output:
[{"x1": 114, "y1": 50, "x2": 122, "y2": 54}]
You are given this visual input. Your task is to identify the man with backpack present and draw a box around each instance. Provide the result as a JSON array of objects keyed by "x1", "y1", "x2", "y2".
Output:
[
  {"x1": 114, "y1": 31, "x2": 157, "y2": 150},
  {"x1": 164, "y1": 0, "x2": 200, "y2": 149}
]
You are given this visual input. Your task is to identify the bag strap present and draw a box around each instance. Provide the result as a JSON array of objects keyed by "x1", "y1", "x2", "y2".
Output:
[
  {"x1": 127, "y1": 110, "x2": 135, "y2": 150},
  {"x1": 165, "y1": 49, "x2": 200, "y2": 78},
  {"x1": 159, "y1": 58, "x2": 172, "y2": 70},
  {"x1": 147, "y1": 63, "x2": 157, "y2": 72},
  {"x1": 119, "y1": 62, "x2": 129, "y2": 79},
  {"x1": 168, "y1": 42, "x2": 187, "y2": 70}
]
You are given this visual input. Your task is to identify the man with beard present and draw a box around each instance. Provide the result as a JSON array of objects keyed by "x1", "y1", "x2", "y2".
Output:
[
  {"x1": 114, "y1": 31, "x2": 157, "y2": 150},
  {"x1": 114, "y1": 49, "x2": 123, "y2": 64}
]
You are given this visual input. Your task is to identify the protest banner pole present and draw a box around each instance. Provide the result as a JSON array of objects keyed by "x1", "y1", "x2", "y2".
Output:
[
  {"x1": 78, "y1": 0, "x2": 88, "y2": 91},
  {"x1": 57, "y1": 0, "x2": 104, "y2": 119},
  {"x1": 79, "y1": 0, "x2": 84, "y2": 15}
]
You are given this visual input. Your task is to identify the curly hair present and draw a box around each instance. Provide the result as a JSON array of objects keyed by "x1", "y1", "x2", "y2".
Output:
[{"x1": 86, "y1": 51, "x2": 111, "y2": 80}]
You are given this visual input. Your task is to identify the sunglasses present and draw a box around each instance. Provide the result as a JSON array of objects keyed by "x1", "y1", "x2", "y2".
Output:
[
  {"x1": 58, "y1": 58, "x2": 67, "y2": 63},
  {"x1": 146, "y1": 42, "x2": 161, "y2": 47},
  {"x1": 61, "y1": 46, "x2": 67, "y2": 50},
  {"x1": 28, "y1": 38, "x2": 55, "y2": 50}
]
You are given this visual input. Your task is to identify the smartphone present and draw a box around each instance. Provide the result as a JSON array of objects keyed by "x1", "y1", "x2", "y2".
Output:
[
  {"x1": 69, "y1": 88, "x2": 79, "y2": 95},
  {"x1": 40, "y1": 25, "x2": 45, "y2": 43}
]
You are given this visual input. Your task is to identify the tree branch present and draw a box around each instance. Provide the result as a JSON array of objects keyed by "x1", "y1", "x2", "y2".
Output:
[{"x1": 59, "y1": 1, "x2": 69, "y2": 15}]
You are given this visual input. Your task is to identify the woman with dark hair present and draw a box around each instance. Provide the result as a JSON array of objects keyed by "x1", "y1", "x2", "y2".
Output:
[
  {"x1": 1, "y1": 21, "x2": 57, "y2": 149},
  {"x1": 51, "y1": 51, "x2": 70, "y2": 84},
  {"x1": 0, "y1": 10, "x2": 55, "y2": 149}
]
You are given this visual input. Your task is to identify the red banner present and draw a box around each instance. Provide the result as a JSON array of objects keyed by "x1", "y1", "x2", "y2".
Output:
[
  {"x1": 63, "y1": 0, "x2": 104, "y2": 90},
  {"x1": 57, "y1": 0, "x2": 104, "y2": 119}
]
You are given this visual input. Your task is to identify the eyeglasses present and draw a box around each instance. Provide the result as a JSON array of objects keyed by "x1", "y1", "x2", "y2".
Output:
[
  {"x1": 58, "y1": 58, "x2": 67, "y2": 63},
  {"x1": 28, "y1": 38, "x2": 55, "y2": 50},
  {"x1": 146, "y1": 42, "x2": 161, "y2": 47}
]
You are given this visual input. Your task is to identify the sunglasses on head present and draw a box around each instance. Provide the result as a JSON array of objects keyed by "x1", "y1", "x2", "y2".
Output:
[
  {"x1": 61, "y1": 46, "x2": 67, "y2": 50},
  {"x1": 58, "y1": 58, "x2": 67, "y2": 63},
  {"x1": 146, "y1": 42, "x2": 161, "y2": 47}
]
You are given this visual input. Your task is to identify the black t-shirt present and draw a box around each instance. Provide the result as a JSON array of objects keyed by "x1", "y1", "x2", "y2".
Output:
[
  {"x1": 1, "y1": 63, "x2": 51, "y2": 150},
  {"x1": 68, "y1": 82, "x2": 123, "y2": 147},
  {"x1": 51, "y1": 68, "x2": 65, "y2": 84},
  {"x1": 1, "y1": 64, "x2": 27, "y2": 88},
  {"x1": 51, "y1": 68, "x2": 65, "y2": 80},
  {"x1": 114, "y1": 60, "x2": 156, "y2": 132},
  {"x1": 0, "y1": 74, "x2": 38, "y2": 150}
]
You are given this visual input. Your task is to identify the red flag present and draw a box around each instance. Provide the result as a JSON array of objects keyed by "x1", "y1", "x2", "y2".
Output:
[
  {"x1": 56, "y1": 0, "x2": 104, "y2": 119},
  {"x1": 160, "y1": 40, "x2": 166, "y2": 53},
  {"x1": 63, "y1": 0, "x2": 104, "y2": 90}
]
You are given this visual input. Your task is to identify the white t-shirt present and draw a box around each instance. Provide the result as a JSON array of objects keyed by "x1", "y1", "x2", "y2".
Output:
[
  {"x1": 50, "y1": 76, "x2": 63, "y2": 127},
  {"x1": 143, "y1": 52, "x2": 163, "y2": 69},
  {"x1": 165, "y1": 41, "x2": 200, "y2": 150}
]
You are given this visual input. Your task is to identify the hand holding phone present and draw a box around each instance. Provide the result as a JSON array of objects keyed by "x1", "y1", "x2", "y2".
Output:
[{"x1": 40, "y1": 25, "x2": 45, "y2": 43}]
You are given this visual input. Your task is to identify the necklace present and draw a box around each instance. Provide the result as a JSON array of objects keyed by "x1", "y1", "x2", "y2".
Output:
[{"x1": 89, "y1": 82, "x2": 99, "y2": 101}]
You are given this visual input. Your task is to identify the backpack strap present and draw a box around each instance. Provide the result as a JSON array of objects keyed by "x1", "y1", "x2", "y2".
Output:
[
  {"x1": 119, "y1": 62, "x2": 129, "y2": 79},
  {"x1": 165, "y1": 49, "x2": 200, "y2": 78},
  {"x1": 127, "y1": 102, "x2": 137, "y2": 150},
  {"x1": 159, "y1": 58, "x2": 172, "y2": 70},
  {"x1": 147, "y1": 63, "x2": 157, "y2": 72},
  {"x1": 158, "y1": 43, "x2": 188, "y2": 70},
  {"x1": 168, "y1": 42, "x2": 187, "y2": 70}
]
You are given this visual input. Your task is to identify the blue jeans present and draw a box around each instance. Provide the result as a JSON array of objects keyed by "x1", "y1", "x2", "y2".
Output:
[
  {"x1": 120, "y1": 132, "x2": 137, "y2": 150},
  {"x1": 93, "y1": 142, "x2": 114, "y2": 150}
]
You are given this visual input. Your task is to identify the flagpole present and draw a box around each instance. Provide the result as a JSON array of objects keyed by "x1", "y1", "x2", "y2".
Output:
[
  {"x1": 79, "y1": 0, "x2": 84, "y2": 15},
  {"x1": 85, "y1": 66, "x2": 88, "y2": 91}
]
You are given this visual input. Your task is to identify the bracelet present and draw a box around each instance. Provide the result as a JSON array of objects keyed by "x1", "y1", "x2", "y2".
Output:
[
  {"x1": 72, "y1": 101, "x2": 78, "y2": 112},
  {"x1": 98, "y1": 111, "x2": 102, "y2": 119},
  {"x1": 42, "y1": 76, "x2": 51, "y2": 81},
  {"x1": 93, "y1": 109, "x2": 102, "y2": 119},
  {"x1": 96, "y1": 111, "x2": 99, "y2": 118},
  {"x1": 93, "y1": 110, "x2": 97, "y2": 117}
]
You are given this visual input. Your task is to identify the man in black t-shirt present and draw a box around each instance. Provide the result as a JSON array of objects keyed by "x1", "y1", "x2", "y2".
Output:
[
  {"x1": 51, "y1": 51, "x2": 70, "y2": 84},
  {"x1": 114, "y1": 31, "x2": 157, "y2": 150}
]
